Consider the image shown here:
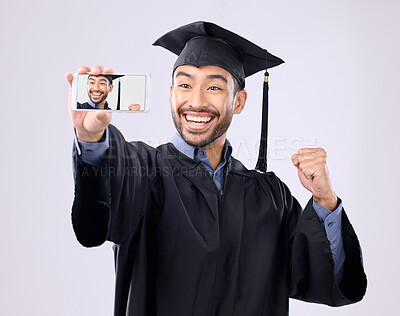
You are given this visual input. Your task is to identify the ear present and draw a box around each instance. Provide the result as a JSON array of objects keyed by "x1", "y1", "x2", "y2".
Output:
[
  {"x1": 108, "y1": 84, "x2": 114, "y2": 93},
  {"x1": 233, "y1": 89, "x2": 247, "y2": 114},
  {"x1": 168, "y1": 84, "x2": 174, "y2": 107}
]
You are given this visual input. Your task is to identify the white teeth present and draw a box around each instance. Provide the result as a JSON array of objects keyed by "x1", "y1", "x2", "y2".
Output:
[{"x1": 186, "y1": 115, "x2": 212, "y2": 123}]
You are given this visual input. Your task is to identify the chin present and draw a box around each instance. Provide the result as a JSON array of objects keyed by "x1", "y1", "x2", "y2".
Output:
[{"x1": 182, "y1": 131, "x2": 213, "y2": 148}]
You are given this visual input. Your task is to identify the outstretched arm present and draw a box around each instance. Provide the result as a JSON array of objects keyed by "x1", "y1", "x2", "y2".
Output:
[{"x1": 67, "y1": 66, "x2": 159, "y2": 247}]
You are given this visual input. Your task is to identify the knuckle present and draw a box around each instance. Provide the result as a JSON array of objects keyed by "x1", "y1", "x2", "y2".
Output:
[
  {"x1": 302, "y1": 167, "x2": 311, "y2": 176},
  {"x1": 317, "y1": 147, "x2": 327, "y2": 157}
]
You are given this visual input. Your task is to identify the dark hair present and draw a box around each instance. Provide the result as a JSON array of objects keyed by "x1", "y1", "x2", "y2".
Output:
[
  {"x1": 232, "y1": 76, "x2": 244, "y2": 95},
  {"x1": 87, "y1": 75, "x2": 112, "y2": 85}
]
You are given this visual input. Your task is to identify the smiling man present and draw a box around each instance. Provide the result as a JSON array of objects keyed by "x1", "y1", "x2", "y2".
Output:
[
  {"x1": 77, "y1": 74, "x2": 122, "y2": 110},
  {"x1": 67, "y1": 22, "x2": 366, "y2": 316},
  {"x1": 169, "y1": 65, "x2": 246, "y2": 169}
]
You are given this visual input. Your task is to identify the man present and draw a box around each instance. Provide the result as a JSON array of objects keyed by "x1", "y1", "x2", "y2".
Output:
[
  {"x1": 77, "y1": 74, "x2": 119, "y2": 110},
  {"x1": 66, "y1": 22, "x2": 366, "y2": 315}
]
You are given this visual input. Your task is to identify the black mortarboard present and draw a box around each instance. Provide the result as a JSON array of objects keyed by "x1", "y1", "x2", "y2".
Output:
[
  {"x1": 88, "y1": 74, "x2": 124, "y2": 85},
  {"x1": 153, "y1": 21, "x2": 284, "y2": 172}
]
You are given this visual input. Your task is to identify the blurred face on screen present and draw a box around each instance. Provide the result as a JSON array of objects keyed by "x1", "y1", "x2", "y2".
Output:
[{"x1": 87, "y1": 76, "x2": 113, "y2": 105}]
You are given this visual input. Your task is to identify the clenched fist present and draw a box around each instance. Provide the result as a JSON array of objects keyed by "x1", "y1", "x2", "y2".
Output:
[{"x1": 291, "y1": 148, "x2": 337, "y2": 211}]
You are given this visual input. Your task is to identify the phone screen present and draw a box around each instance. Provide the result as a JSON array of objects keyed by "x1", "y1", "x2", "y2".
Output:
[{"x1": 71, "y1": 73, "x2": 150, "y2": 112}]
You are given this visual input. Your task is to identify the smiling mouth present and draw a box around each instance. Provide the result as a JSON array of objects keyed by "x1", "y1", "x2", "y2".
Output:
[
  {"x1": 184, "y1": 114, "x2": 214, "y2": 126},
  {"x1": 90, "y1": 91, "x2": 103, "y2": 99}
]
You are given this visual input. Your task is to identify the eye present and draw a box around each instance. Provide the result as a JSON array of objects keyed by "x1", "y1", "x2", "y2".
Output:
[
  {"x1": 178, "y1": 83, "x2": 191, "y2": 89},
  {"x1": 209, "y1": 86, "x2": 221, "y2": 91}
]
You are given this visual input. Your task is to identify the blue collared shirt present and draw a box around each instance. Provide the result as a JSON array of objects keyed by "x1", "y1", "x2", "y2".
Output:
[
  {"x1": 170, "y1": 133, "x2": 232, "y2": 191},
  {"x1": 75, "y1": 128, "x2": 345, "y2": 284},
  {"x1": 85, "y1": 99, "x2": 110, "y2": 110},
  {"x1": 87, "y1": 99, "x2": 98, "y2": 109}
]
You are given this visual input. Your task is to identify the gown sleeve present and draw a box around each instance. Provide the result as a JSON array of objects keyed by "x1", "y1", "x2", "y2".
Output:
[
  {"x1": 285, "y1": 181, "x2": 367, "y2": 306},
  {"x1": 71, "y1": 124, "x2": 159, "y2": 247}
]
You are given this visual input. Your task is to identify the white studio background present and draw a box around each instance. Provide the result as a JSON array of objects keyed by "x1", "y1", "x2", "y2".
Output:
[{"x1": 0, "y1": 0, "x2": 398, "y2": 315}]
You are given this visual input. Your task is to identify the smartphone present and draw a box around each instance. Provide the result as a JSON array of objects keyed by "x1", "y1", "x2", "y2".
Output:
[{"x1": 71, "y1": 73, "x2": 151, "y2": 112}]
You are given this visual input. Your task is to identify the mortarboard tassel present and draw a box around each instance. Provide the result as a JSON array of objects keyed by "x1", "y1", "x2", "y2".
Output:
[
  {"x1": 255, "y1": 71, "x2": 269, "y2": 172},
  {"x1": 116, "y1": 79, "x2": 121, "y2": 110}
]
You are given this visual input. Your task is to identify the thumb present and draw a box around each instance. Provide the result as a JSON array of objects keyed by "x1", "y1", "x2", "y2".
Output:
[
  {"x1": 291, "y1": 154, "x2": 299, "y2": 167},
  {"x1": 95, "y1": 111, "x2": 112, "y2": 127},
  {"x1": 65, "y1": 72, "x2": 73, "y2": 88}
]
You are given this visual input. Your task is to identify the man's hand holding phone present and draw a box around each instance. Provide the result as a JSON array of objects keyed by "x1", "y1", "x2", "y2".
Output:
[{"x1": 65, "y1": 65, "x2": 112, "y2": 142}]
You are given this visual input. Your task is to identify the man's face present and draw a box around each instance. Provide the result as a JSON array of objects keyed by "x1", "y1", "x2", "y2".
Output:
[
  {"x1": 169, "y1": 65, "x2": 246, "y2": 148},
  {"x1": 87, "y1": 76, "x2": 113, "y2": 104}
]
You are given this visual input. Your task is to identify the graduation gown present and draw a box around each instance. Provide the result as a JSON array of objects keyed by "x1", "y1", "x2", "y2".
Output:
[
  {"x1": 77, "y1": 101, "x2": 111, "y2": 110},
  {"x1": 72, "y1": 124, "x2": 367, "y2": 316}
]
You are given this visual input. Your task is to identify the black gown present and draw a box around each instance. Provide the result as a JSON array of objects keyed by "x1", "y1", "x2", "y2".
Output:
[{"x1": 72, "y1": 124, "x2": 367, "y2": 316}]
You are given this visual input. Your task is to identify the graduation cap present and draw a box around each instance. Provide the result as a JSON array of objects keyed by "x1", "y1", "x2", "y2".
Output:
[
  {"x1": 153, "y1": 21, "x2": 284, "y2": 172},
  {"x1": 88, "y1": 74, "x2": 124, "y2": 85}
]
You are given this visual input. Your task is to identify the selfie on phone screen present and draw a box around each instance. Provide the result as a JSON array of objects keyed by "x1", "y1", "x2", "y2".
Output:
[{"x1": 72, "y1": 73, "x2": 150, "y2": 112}]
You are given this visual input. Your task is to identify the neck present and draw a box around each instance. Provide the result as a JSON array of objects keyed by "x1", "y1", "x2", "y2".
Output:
[
  {"x1": 202, "y1": 134, "x2": 226, "y2": 170},
  {"x1": 99, "y1": 101, "x2": 106, "y2": 109}
]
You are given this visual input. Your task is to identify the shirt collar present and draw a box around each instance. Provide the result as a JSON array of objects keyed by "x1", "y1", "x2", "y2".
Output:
[
  {"x1": 87, "y1": 99, "x2": 109, "y2": 110},
  {"x1": 87, "y1": 99, "x2": 97, "y2": 108},
  {"x1": 170, "y1": 133, "x2": 233, "y2": 163}
]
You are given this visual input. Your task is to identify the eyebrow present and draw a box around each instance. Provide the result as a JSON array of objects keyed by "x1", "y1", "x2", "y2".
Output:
[
  {"x1": 175, "y1": 71, "x2": 193, "y2": 79},
  {"x1": 206, "y1": 74, "x2": 228, "y2": 84},
  {"x1": 88, "y1": 77, "x2": 108, "y2": 83},
  {"x1": 175, "y1": 71, "x2": 228, "y2": 84}
]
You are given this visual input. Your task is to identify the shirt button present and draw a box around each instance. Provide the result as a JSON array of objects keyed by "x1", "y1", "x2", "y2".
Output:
[{"x1": 328, "y1": 222, "x2": 334, "y2": 227}]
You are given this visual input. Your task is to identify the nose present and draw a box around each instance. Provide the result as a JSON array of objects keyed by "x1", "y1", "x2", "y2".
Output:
[{"x1": 188, "y1": 87, "x2": 206, "y2": 108}]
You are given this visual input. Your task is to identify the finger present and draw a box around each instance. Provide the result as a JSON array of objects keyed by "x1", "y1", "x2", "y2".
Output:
[
  {"x1": 298, "y1": 165, "x2": 319, "y2": 179},
  {"x1": 297, "y1": 161, "x2": 326, "y2": 174},
  {"x1": 297, "y1": 154, "x2": 327, "y2": 165},
  {"x1": 66, "y1": 72, "x2": 75, "y2": 112},
  {"x1": 83, "y1": 111, "x2": 111, "y2": 133},
  {"x1": 65, "y1": 72, "x2": 73, "y2": 88},
  {"x1": 298, "y1": 167, "x2": 311, "y2": 181},
  {"x1": 95, "y1": 111, "x2": 112, "y2": 126},
  {"x1": 298, "y1": 147, "x2": 327, "y2": 156},
  {"x1": 296, "y1": 150, "x2": 327, "y2": 163},
  {"x1": 129, "y1": 104, "x2": 140, "y2": 111},
  {"x1": 91, "y1": 65, "x2": 104, "y2": 75},
  {"x1": 297, "y1": 152, "x2": 318, "y2": 162},
  {"x1": 78, "y1": 66, "x2": 91, "y2": 74},
  {"x1": 298, "y1": 147, "x2": 318, "y2": 155},
  {"x1": 79, "y1": 111, "x2": 111, "y2": 134},
  {"x1": 291, "y1": 154, "x2": 299, "y2": 166},
  {"x1": 103, "y1": 67, "x2": 114, "y2": 73}
]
